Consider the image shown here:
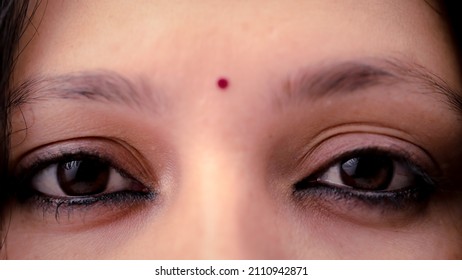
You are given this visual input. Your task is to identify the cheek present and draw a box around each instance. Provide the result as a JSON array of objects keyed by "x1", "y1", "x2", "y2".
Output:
[
  {"x1": 287, "y1": 216, "x2": 461, "y2": 259},
  {"x1": 3, "y1": 204, "x2": 141, "y2": 259}
]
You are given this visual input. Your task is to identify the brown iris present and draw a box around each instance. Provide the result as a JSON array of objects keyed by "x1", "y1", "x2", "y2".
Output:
[
  {"x1": 57, "y1": 159, "x2": 110, "y2": 196},
  {"x1": 340, "y1": 155, "x2": 394, "y2": 190}
]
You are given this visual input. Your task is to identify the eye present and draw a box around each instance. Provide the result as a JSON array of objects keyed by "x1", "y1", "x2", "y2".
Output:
[
  {"x1": 11, "y1": 139, "x2": 157, "y2": 224},
  {"x1": 57, "y1": 159, "x2": 111, "y2": 196},
  {"x1": 15, "y1": 153, "x2": 154, "y2": 211},
  {"x1": 316, "y1": 153, "x2": 414, "y2": 191},
  {"x1": 30, "y1": 156, "x2": 148, "y2": 198},
  {"x1": 293, "y1": 149, "x2": 436, "y2": 213}
]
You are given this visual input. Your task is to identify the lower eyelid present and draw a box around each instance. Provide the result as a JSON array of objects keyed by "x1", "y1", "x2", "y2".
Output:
[
  {"x1": 43, "y1": 190, "x2": 156, "y2": 208},
  {"x1": 17, "y1": 190, "x2": 157, "y2": 226},
  {"x1": 293, "y1": 184, "x2": 434, "y2": 227}
]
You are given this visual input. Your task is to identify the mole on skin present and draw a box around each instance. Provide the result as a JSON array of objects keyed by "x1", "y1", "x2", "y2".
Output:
[{"x1": 217, "y1": 78, "x2": 229, "y2": 89}]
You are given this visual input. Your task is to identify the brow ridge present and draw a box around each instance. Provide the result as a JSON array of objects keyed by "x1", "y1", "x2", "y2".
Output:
[
  {"x1": 9, "y1": 70, "x2": 156, "y2": 110},
  {"x1": 283, "y1": 58, "x2": 462, "y2": 117}
]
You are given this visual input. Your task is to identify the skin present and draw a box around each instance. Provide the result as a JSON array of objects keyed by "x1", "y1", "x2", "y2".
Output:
[{"x1": 2, "y1": 0, "x2": 462, "y2": 259}]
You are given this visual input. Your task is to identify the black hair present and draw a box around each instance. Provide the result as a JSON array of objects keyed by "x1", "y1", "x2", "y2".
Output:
[
  {"x1": 0, "y1": 0, "x2": 31, "y2": 250},
  {"x1": 440, "y1": 1, "x2": 462, "y2": 68}
]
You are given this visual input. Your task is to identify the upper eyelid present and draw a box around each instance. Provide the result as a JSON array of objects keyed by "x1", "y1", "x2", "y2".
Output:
[
  {"x1": 292, "y1": 132, "x2": 440, "y2": 182},
  {"x1": 305, "y1": 123, "x2": 439, "y2": 169},
  {"x1": 308, "y1": 148, "x2": 425, "y2": 180},
  {"x1": 11, "y1": 137, "x2": 155, "y2": 188},
  {"x1": 311, "y1": 149, "x2": 436, "y2": 188}
]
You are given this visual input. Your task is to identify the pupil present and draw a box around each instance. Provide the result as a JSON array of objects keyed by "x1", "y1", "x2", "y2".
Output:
[
  {"x1": 340, "y1": 155, "x2": 394, "y2": 190},
  {"x1": 57, "y1": 159, "x2": 110, "y2": 196}
]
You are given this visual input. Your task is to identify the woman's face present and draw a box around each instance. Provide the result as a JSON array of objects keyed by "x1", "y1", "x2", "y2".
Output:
[{"x1": 3, "y1": 0, "x2": 462, "y2": 259}]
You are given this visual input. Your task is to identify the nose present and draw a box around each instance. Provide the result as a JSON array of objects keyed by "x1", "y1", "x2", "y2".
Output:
[
  {"x1": 121, "y1": 144, "x2": 288, "y2": 259},
  {"x1": 175, "y1": 154, "x2": 283, "y2": 259}
]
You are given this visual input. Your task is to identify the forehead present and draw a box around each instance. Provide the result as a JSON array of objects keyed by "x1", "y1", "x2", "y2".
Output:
[{"x1": 14, "y1": 0, "x2": 458, "y2": 89}]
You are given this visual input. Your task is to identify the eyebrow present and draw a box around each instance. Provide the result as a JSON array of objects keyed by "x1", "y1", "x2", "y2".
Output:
[
  {"x1": 9, "y1": 70, "x2": 159, "y2": 110},
  {"x1": 282, "y1": 58, "x2": 462, "y2": 117},
  {"x1": 9, "y1": 58, "x2": 462, "y2": 118}
]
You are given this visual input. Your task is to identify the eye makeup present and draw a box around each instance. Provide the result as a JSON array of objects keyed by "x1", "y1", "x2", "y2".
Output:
[
  {"x1": 287, "y1": 132, "x2": 442, "y2": 226},
  {"x1": 9, "y1": 137, "x2": 157, "y2": 223},
  {"x1": 294, "y1": 148, "x2": 436, "y2": 206}
]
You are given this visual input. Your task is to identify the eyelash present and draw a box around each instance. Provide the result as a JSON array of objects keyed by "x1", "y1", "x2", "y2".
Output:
[
  {"x1": 292, "y1": 147, "x2": 437, "y2": 211},
  {"x1": 12, "y1": 151, "x2": 155, "y2": 213},
  {"x1": 28, "y1": 191, "x2": 156, "y2": 219},
  {"x1": 12, "y1": 145, "x2": 438, "y2": 220}
]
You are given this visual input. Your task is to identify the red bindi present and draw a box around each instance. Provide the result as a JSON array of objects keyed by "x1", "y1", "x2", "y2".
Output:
[{"x1": 217, "y1": 78, "x2": 229, "y2": 89}]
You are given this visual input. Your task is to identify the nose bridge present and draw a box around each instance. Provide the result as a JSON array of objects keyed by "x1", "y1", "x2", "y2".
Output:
[
  {"x1": 122, "y1": 90, "x2": 287, "y2": 258},
  {"x1": 178, "y1": 145, "x2": 257, "y2": 257},
  {"x1": 166, "y1": 138, "x2": 282, "y2": 259},
  {"x1": 119, "y1": 142, "x2": 291, "y2": 259},
  {"x1": 115, "y1": 98, "x2": 292, "y2": 258}
]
